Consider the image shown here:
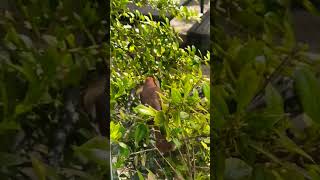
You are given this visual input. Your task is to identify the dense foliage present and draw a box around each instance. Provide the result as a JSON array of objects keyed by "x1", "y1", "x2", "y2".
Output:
[
  {"x1": 213, "y1": 0, "x2": 320, "y2": 179},
  {"x1": 110, "y1": 0, "x2": 210, "y2": 179},
  {"x1": 0, "y1": 0, "x2": 109, "y2": 179}
]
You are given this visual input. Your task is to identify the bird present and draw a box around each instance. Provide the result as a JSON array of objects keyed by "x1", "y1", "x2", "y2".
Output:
[
  {"x1": 140, "y1": 77, "x2": 162, "y2": 111},
  {"x1": 140, "y1": 76, "x2": 175, "y2": 153}
]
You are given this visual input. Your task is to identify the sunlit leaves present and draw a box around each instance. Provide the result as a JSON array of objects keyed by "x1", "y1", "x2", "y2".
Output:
[
  {"x1": 110, "y1": 0, "x2": 209, "y2": 178},
  {"x1": 111, "y1": 121, "x2": 123, "y2": 142},
  {"x1": 202, "y1": 82, "x2": 210, "y2": 102},
  {"x1": 134, "y1": 104, "x2": 157, "y2": 117},
  {"x1": 170, "y1": 86, "x2": 182, "y2": 105}
]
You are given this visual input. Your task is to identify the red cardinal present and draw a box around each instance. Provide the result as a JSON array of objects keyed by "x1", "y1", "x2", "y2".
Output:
[{"x1": 140, "y1": 76, "x2": 174, "y2": 153}]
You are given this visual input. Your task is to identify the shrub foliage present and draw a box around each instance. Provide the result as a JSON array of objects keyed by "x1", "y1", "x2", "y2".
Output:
[{"x1": 213, "y1": 0, "x2": 320, "y2": 179}]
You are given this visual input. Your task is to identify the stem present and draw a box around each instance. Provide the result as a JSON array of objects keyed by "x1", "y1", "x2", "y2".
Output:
[
  {"x1": 153, "y1": 144, "x2": 179, "y2": 176},
  {"x1": 130, "y1": 148, "x2": 157, "y2": 156}
]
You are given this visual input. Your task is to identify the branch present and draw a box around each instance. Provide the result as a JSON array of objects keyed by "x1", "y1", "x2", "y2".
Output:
[
  {"x1": 182, "y1": 135, "x2": 210, "y2": 141},
  {"x1": 129, "y1": 148, "x2": 157, "y2": 156},
  {"x1": 153, "y1": 144, "x2": 179, "y2": 175}
]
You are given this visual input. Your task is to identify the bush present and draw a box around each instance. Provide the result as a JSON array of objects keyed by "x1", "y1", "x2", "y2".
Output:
[
  {"x1": 111, "y1": 0, "x2": 210, "y2": 179},
  {"x1": 0, "y1": 0, "x2": 109, "y2": 179}
]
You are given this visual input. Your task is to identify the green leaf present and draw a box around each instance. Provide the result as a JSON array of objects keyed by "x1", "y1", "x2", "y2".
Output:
[
  {"x1": 137, "y1": 170, "x2": 144, "y2": 180},
  {"x1": 251, "y1": 165, "x2": 275, "y2": 180},
  {"x1": 294, "y1": 67, "x2": 320, "y2": 124},
  {"x1": 73, "y1": 137, "x2": 110, "y2": 166},
  {"x1": 171, "y1": 86, "x2": 182, "y2": 104},
  {"x1": 216, "y1": 149, "x2": 225, "y2": 180},
  {"x1": 41, "y1": 47, "x2": 59, "y2": 81},
  {"x1": 61, "y1": 168, "x2": 94, "y2": 179},
  {"x1": 31, "y1": 156, "x2": 47, "y2": 180},
  {"x1": 129, "y1": 45, "x2": 135, "y2": 52},
  {"x1": 147, "y1": 169, "x2": 157, "y2": 180},
  {"x1": 42, "y1": 34, "x2": 58, "y2": 47},
  {"x1": 154, "y1": 110, "x2": 165, "y2": 126},
  {"x1": 172, "y1": 138, "x2": 182, "y2": 149},
  {"x1": 77, "y1": 136, "x2": 109, "y2": 151},
  {"x1": 134, "y1": 123, "x2": 148, "y2": 146},
  {"x1": 202, "y1": 82, "x2": 210, "y2": 101},
  {"x1": 249, "y1": 142, "x2": 282, "y2": 165},
  {"x1": 283, "y1": 162, "x2": 310, "y2": 179},
  {"x1": 134, "y1": 104, "x2": 157, "y2": 116},
  {"x1": 66, "y1": 33, "x2": 75, "y2": 47},
  {"x1": 307, "y1": 165, "x2": 320, "y2": 179},
  {"x1": 212, "y1": 85, "x2": 229, "y2": 116},
  {"x1": 179, "y1": 111, "x2": 189, "y2": 119},
  {"x1": 282, "y1": 20, "x2": 295, "y2": 49},
  {"x1": 275, "y1": 130, "x2": 314, "y2": 163},
  {"x1": 235, "y1": 40, "x2": 264, "y2": 67},
  {"x1": 265, "y1": 83, "x2": 283, "y2": 114},
  {"x1": 271, "y1": 170, "x2": 285, "y2": 180},
  {"x1": 201, "y1": 141, "x2": 209, "y2": 150},
  {"x1": 236, "y1": 66, "x2": 260, "y2": 113},
  {"x1": 155, "y1": 111, "x2": 169, "y2": 136},
  {"x1": 19, "y1": 34, "x2": 33, "y2": 49},
  {"x1": 224, "y1": 158, "x2": 252, "y2": 180},
  {"x1": 302, "y1": 0, "x2": 320, "y2": 16},
  {"x1": 110, "y1": 121, "x2": 123, "y2": 142},
  {"x1": 183, "y1": 76, "x2": 193, "y2": 98}
]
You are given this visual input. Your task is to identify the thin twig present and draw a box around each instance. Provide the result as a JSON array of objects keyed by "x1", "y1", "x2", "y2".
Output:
[
  {"x1": 68, "y1": 44, "x2": 102, "y2": 53},
  {"x1": 192, "y1": 145, "x2": 196, "y2": 179},
  {"x1": 153, "y1": 144, "x2": 179, "y2": 176},
  {"x1": 154, "y1": 158, "x2": 167, "y2": 179},
  {"x1": 130, "y1": 148, "x2": 157, "y2": 156},
  {"x1": 195, "y1": 166, "x2": 210, "y2": 170},
  {"x1": 178, "y1": 149, "x2": 188, "y2": 167},
  {"x1": 182, "y1": 135, "x2": 210, "y2": 141},
  {"x1": 184, "y1": 139, "x2": 193, "y2": 178}
]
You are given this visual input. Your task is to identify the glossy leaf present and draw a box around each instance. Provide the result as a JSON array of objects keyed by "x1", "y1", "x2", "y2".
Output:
[
  {"x1": 135, "y1": 123, "x2": 148, "y2": 146},
  {"x1": 134, "y1": 104, "x2": 157, "y2": 117}
]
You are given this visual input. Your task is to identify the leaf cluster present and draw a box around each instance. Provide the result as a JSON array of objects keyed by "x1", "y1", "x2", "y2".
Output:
[{"x1": 213, "y1": 0, "x2": 320, "y2": 179}]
